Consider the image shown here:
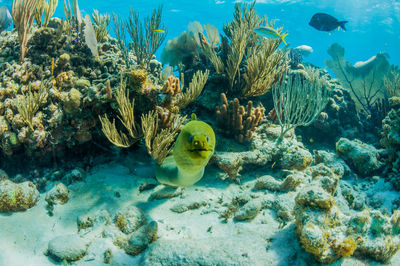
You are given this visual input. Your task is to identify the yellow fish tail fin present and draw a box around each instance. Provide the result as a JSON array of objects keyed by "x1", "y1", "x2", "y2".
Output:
[{"x1": 281, "y1": 33, "x2": 288, "y2": 45}]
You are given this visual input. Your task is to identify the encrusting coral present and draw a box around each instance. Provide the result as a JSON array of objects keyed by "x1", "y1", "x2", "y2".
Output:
[
  {"x1": 380, "y1": 97, "x2": 400, "y2": 189},
  {"x1": 336, "y1": 137, "x2": 383, "y2": 176},
  {"x1": 0, "y1": 177, "x2": 40, "y2": 212},
  {"x1": 295, "y1": 163, "x2": 400, "y2": 263}
]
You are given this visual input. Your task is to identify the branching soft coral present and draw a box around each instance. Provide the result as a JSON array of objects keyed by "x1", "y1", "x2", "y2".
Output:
[
  {"x1": 160, "y1": 70, "x2": 209, "y2": 112},
  {"x1": 200, "y1": 1, "x2": 287, "y2": 97},
  {"x1": 141, "y1": 110, "x2": 186, "y2": 165},
  {"x1": 98, "y1": 77, "x2": 142, "y2": 148}
]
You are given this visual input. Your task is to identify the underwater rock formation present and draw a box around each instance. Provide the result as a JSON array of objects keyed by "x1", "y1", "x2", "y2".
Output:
[
  {"x1": 381, "y1": 97, "x2": 400, "y2": 188},
  {"x1": 296, "y1": 70, "x2": 361, "y2": 144},
  {"x1": 0, "y1": 17, "x2": 133, "y2": 159},
  {"x1": 0, "y1": 178, "x2": 39, "y2": 212},
  {"x1": 77, "y1": 209, "x2": 112, "y2": 232},
  {"x1": 114, "y1": 206, "x2": 146, "y2": 234},
  {"x1": 45, "y1": 182, "x2": 69, "y2": 215},
  {"x1": 313, "y1": 149, "x2": 352, "y2": 178},
  {"x1": 336, "y1": 137, "x2": 383, "y2": 176},
  {"x1": 212, "y1": 124, "x2": 312, "y2": 180},
  {"x1": 46, "y1": 234, "x2": 90, "y2": 262},
  {"x1": 125, "y1": 221, "x2": 158, "y2": 256},
  {"x1": 295, "y1": 163, "x2": 400, "y2": 263},
  {"x1": 45, "y1": 182, "x2": 69, "y2": 205}
]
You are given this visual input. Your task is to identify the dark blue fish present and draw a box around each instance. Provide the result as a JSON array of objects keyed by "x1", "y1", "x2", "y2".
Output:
[{"x1": 309, "y1": 13, "x2": 348, "y2": 32}]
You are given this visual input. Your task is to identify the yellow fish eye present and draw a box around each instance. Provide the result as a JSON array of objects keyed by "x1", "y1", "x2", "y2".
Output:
[
  {"x1": 206, "y1": 136, "x2": 209, "y2": 142},
  {"x1": 188, "y1": 135, "x2": 193, "y2": 143}
]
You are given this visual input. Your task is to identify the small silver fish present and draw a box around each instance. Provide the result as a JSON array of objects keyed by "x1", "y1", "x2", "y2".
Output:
[
  {"x1": 253, "y1": 26, "x2": 288, "y2": 45},
  {"x1": 0, "y1": 6, "x2": 12, "y2": 32}
]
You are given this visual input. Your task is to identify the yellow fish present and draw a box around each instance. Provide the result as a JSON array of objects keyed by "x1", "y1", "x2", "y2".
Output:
[
  {"x1": 309, "y1": 138, "x2": 314, "y2": 143},
  {"x1": 154, "y1": 29, "x2": 165, "y2": 33},
  {"x1": 253, "y1": 26, "x2": 288, "y2": 45}
]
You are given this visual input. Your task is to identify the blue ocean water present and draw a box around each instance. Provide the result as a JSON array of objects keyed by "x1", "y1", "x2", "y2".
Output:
[
  {"x1": 1, "y1": 0, "x2": 399, "y2": 67},
  {"x1": 51, "y1": 0, "x2": 400, "y2": 69}
]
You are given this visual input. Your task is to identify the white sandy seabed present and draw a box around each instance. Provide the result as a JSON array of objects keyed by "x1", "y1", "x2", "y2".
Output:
[{"x1": 0, "y1": 151, "x2": 399, "y2": 266}]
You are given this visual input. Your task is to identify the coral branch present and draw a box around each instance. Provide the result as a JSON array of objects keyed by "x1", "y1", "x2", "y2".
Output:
[
  {"x1": 99, "y1": 77, "x2": 142, "y2": 148},
  {"x1": 141, "y1": 110, "x2": 186, "y2": 165},
  {"x1": 15, "y1": 81, "x2": 48, "y2": 131},
  {"x1": 12, "y1": 0, "x2": 40, "y2": 62},
  {"x1": 216, "y1": 93, "x2": 265, "y2": 143}
]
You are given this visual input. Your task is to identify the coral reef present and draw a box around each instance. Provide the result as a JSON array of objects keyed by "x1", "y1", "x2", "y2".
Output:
[
  {"x1": 295, "y1": 163, "x2": 400, "y2": 263},
  {"x1": 0, "y1": 18, "x2": 126, "y2": 157},
  {"x1": 325, "y1": 43, "x2": 391, "y2": 137},
  {"x1": 296, "y1": 73, "x2": 361, "y2": 145},
  {"x1": 172, "y1": 2, "x2": 287, "y2": 97},
  {"x1": 380, "y1": 97, "x2": 400, "y2": 188},
  {"x1": 212, "y1": 123, "x2": 312, "y2": 180},
  {"x1": 0, "y1": 1, "x2": 400, "y2": 265}
]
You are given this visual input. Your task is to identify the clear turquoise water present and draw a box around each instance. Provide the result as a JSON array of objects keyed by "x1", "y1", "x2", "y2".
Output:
[{"x1": 2, "y1": 0, "x2": 400, "y2": 68}]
